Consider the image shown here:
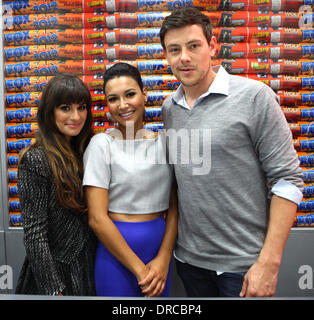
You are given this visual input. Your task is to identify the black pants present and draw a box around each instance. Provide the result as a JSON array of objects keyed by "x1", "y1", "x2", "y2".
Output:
[{"x1": 176, "y1": 259, "x2": 246, "y2": 297}]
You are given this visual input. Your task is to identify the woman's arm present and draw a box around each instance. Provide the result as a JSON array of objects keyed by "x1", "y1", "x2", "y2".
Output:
[
  {"x1": 85, "y1": 186, "x2": 150, "y2": 282},
  {"x1": 139, "y1": 182, "x2": 178, "y2": 297}
]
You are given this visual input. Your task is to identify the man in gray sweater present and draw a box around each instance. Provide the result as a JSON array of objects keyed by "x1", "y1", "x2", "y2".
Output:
[{"x1": 160, "y1": 7, "x2": 304, "y2": 297}]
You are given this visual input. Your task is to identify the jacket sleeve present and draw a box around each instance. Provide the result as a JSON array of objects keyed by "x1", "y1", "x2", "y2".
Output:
[
  {"x1": 18, "y1": 149, "x2": 66, "y2": 295},
  {"x1": 249, "y1": 84, "x2": 304, "y2": 204}
]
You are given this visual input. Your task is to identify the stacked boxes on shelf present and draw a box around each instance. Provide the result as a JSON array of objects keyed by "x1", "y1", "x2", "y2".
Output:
[
  {"x1": 2, "y1": 0, "x2": 197, "y2": 226},
  {"x1": 205, "y1": 4, "x2": 314, "y2": 227},
  {"x1": 2, "y1": 0, "x2": 313, "y2": 227}
]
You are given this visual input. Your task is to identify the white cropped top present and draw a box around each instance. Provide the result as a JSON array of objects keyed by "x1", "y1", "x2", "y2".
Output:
[{"x1": 83, "y1": 131, "x2": 173, "y2": 214}]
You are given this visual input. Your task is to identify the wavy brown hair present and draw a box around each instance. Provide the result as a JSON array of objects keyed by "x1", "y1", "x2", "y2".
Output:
[{"x1": 20, "y1": 73, "x2": 93, "y2": 213}]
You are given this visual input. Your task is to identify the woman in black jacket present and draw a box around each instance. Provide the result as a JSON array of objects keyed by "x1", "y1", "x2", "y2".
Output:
[{"x1": 15, "y1": 73, "x2": 97, "y2": 296}]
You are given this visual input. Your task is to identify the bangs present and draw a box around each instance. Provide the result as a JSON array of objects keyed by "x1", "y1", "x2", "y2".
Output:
[
  {"x1": 37, "y1": 73, "x2": 92, "y2": 138},
  {"x1": 52, "y1": 77, "x2": 91, "y2": 107}
]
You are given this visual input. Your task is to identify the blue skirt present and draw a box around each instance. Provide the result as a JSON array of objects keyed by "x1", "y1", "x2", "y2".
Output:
[{"x1": 95, "y1": 215, "x2": 171, "y2": 297}]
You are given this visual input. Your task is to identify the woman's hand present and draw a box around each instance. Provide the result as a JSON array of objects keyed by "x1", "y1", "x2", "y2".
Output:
[{"x1": 138, "y1": 256, "x2": 169, "y2": 297}]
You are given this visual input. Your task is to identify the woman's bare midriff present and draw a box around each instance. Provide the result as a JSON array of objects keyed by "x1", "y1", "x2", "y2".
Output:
[{"x1": 109, "y1": 211, "x2": 163, "y2": 222}]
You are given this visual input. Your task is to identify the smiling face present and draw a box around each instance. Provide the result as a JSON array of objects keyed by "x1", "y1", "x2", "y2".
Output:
[
  {"x1": 164, "y1": 24, "x2": 217, "y2": 97},
  {"x1": 54, "y1": 102, "x2": 87, "y2": 141},
  {"x1": 105, "y1": 76, "x2": 147, "y2": 134}
]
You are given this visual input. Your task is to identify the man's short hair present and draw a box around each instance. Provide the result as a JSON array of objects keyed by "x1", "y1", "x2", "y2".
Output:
[{"x1": 160, "y1": 7, "x2": 213, "y2": 50}]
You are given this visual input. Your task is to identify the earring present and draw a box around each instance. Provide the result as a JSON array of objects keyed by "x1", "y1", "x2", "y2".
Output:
[
  {"x1": 106, "y1": 112, "x2": 117, "y2": 126},
  {"x1": 106, "y1": 112, "x2": 113, "y2": 121}
]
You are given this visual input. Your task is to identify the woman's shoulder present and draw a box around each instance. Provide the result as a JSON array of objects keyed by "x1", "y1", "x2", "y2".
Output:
[
  {"x1": 89, "y1": 131, "x2": 114, "y2": 145},
  {"x1": 84, "y1": 132, "x2": 114, "y2": 158},
  {"x1": 19, "y1": 146, "x2": 50, "y2": 176},
  {"x1": 20, "y1": 145, "x2": 46, "y2": 162},
  {"x1": 89, "y1": 129, "x2": 159, "y2": 144}
]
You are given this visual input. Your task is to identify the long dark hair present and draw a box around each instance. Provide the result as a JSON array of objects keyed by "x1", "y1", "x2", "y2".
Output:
[{"x1": 20, "y1": 73, "x2": 93, "y2": 213}]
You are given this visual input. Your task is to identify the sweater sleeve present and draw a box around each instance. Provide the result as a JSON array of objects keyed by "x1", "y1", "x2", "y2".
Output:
[
  {"x1": 18, "y1": 149, "x2": 65, "y2": 295},
  {"x1": 249, "y1": 84, "x2": 304, "y2": 203},
  {"x1": 83, "y1": 133, "x2": 111, "y2": 189}
]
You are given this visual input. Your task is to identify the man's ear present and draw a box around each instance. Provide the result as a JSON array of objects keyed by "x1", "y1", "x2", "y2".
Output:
[{"x1": 209, "y1": 36, "x2": 217, "y2": 58}]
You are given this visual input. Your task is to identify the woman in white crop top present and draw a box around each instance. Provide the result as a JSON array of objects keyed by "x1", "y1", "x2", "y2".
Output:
[{"x1": 83, "y1": 63, "x2": 178, "y2": 297}]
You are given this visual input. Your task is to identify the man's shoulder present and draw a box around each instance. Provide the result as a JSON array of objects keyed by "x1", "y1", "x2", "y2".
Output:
[
  {"x1": 162, "y1": 94, "x2": 177, "y2": 120},
  {"x1": 162, "y1": 94, "x2": 175, "y2": 109},
  {"x1": 229, "y1": 74, "x2": 265, "y2": 91},
  {"x1": 229, "y1": 74, "x2": 278, "y2": 103}
]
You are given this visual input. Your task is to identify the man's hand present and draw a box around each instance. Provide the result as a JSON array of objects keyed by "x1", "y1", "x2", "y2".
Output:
[{"x1": 239, "y1": 259, "x2": 279, "y2": 297}]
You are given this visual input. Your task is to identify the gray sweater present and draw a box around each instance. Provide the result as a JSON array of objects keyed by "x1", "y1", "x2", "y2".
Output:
[{"x1": 162, "y1": 66, "x2": 303, "y2": 272}]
